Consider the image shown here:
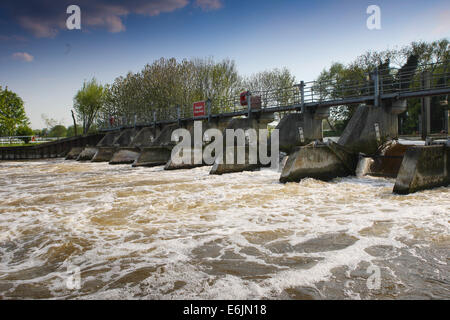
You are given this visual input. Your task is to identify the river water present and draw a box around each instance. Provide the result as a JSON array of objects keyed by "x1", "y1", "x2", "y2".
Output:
[{"x1": 0, "y1": 159, "x2": 448, "y2": 299}]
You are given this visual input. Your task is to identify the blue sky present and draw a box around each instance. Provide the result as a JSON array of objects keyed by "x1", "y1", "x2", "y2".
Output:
[{"x1": 0, "y1": 0, "x2": 449, "y2": 129}]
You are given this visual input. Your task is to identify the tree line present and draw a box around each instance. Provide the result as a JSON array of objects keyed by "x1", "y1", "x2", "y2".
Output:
[{"x1": 73, "y1": 57, "x2": 296, "y2": 133}]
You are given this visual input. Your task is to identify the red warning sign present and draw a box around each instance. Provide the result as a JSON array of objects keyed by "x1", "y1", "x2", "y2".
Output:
[{"x1": 193, "y1": 101, "x2": 206, "y2": 117}]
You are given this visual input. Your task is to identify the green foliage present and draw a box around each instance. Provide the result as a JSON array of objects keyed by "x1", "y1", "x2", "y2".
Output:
[
  {"x1": 100, "y1": 57, "x2": 244, "y2": 125},
  {"x1": 242, "y1": 67, "x2": 296, "y2": 120},
  {"x1": 48, "y1": 125, "x2": 67, "y2": 137},
  {"x1": 0, "y1": 86, "x2": 29, "y2": 136},
  {"x1": 66, "y1": 125, "x2": 76, "y2": 137},
  {"x1": 74, "y1": 78, "x2": 105, "y2": 134},
  {"x1": 316, "y1": 38, "x2": 449, "y2": 134},
  {"x1": 15, "y1": 125, "x2": 34, "y2": 143}
]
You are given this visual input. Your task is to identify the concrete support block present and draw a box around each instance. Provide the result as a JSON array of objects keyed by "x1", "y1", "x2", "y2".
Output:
[
  {"x1": 132, "y1": 146, "x2": 172, "y2": 167},
  {"x1": 108, "y1": 127, "x2": 156, "y2": 165},
  {"x1": 76, "y1": 147, "x2": 98, "y2": 161},
  {"x1": 209, "y1": 115, "x2": 274, "y2": 175},
  {"x1": 338, "y1": 104, "x2": 398, "y2": 155},
  {"x1": 97, "y1": 131, "x2": 121, "y2": 147},
  {"x1": 164, "y1": 148, "x2": 206, "y2": 170},
  {"x1": 280, "y1": 142, "x2": 358, "y2": 183},
  {"x1": 276, "y1": 112, "x2": 323, "y2": 153},
  {"x1": 393, "y1": 145, "x2": 449, "y2": 194},
  {"x1": 109, "y1": 147, "x2": 141, "y2": 165},
  {"x1": 130, "y1": 127, "x2": 158, "y2": 148},
  {"x1": 151, "y1": 124, "x2": 181, "y2": 147},
  {"x1": 90, "y1": 130, "x2": 134, "y2": 162},
  {"x1": 112, "y1": 128, "x2": 139, "y2": 147},
  {"x1": 210, "y1": 146, "x2": 261, "y2": 175},
  {"x1": 162, "y1": 120, "x2": 230, "y2": 171},
  {"x1": 91, "y1": 147, "x2": 116, "y2": 162},
  {"x1": 360, "y1": 141, "x2": 410, "y2": 178}
]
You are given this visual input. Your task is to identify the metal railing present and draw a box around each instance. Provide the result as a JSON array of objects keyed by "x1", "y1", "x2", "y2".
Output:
[
  {"x1": 0, "y1": 136, "x2": 65, "y2": 144},
  {"x1": 98, "y1": 61, "x2": 450, "y2": 130}
]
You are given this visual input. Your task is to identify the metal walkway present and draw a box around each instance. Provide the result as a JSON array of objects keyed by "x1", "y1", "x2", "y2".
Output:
[{"x1": 100, "y1": 62, "x2": 450, "y2": 130}]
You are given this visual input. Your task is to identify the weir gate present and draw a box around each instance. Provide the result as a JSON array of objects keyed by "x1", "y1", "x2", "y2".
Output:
[{"x1": 2, "y1": 61, "x2": 449, "y2": 194}]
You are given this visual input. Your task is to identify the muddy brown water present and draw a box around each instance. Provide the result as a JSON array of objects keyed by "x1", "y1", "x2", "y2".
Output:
[{"x1": 0, "y1": 159, "x2": 448, "y2": 299}]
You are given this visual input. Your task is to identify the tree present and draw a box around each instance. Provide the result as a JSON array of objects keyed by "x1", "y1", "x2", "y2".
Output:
[
  {"x1": 48, "y1": 125, "x2": 67, "y2": 137},
  {"x1": 315, "y1": 39, "x2": 449, "y2": 135},
  {"x1": 16, "y1": 125, "x2": 34, "y2": 143},
  {"x1": 74, "y1": 78, "x2": 105, "y2": 134},
  {"x1": 98, "y1": 57, "x2": 243, "y2": 124},
  {"x1": 66, "y1": 125, "x2": 76, "y2": 137},
  {"x1": 243, "y1": 68, "x2": 296, "y2": 119},
  {"x1": 41, "y1": 114, "x2": 60, "y2": 129},
  {"x1": 0, "y1": 86, "x2": 29, "y2": 137}
]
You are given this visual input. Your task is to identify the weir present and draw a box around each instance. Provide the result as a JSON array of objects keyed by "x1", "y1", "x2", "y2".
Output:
[
  {"x1": 209, "y1": 114, "x2": 275, "y2": 175},
  {"x1": 91, "y1": 128, "x2": 138, "y2": 162},
  {"x1": 279, "y1": 100, "x2": 404, "y2": 183},
  {"x1": 0, "y1": 134, "x2": 104, "y2": 161},
  {"x1": 75, "y1": 131, "x2": 120, "y2": 161},
  {"x1": 3, "y1": 60, "x2": 449, "y2": 195},
  {"x1": 393, "y1": 143, "x2": 450, "y2": 194},
  {"x1": 132, "y1": 124, "x2": 180, "y2": 167},
  {"x1": 164, "y1": 119, "x2": 230, "y2": 170},
  {"x1": 109, "y1": 127, "x2": 160, "y2": 165},
  {"x1": 276, "y1": 110, "x2": 325, "y2": 154}
]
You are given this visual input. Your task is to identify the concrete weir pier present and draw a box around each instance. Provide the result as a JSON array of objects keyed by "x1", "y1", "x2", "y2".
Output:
[
  {"x1": 76, "y1": 146, "x2": 99, "y2": 161},
  {"x1": 164, "y1": 120, "x2": 230, "y2": 170},
  {"x1": 393, "y1": 144, "x2": 450, "y2": 194},
  {"x1": 280, "y1": 141, "x2": 358, "y2": 183},
  {"x1": 109, "y1": 127, "x2": 158, "y2": 165},
  {"x1": 74, "y1": 131, "x2": 120, "y2": 161},
  {"x1": 280, "y1": 101, "x2": 404, "y2": 183},
  {"x1": 277, "y1": 111, "x2": 324, "y2": 153},
  {"x1": 92, "y1": 129, "x2": 137, "y2": 162},
  {"x1": 132, "y1": 124, "x2": 179, "y2": 167},
  {"x1": 210, "y1": 114, "x2": 275, "y2": 175},
  {"x1": 65, "y1": 147, "x2": 84, "y2": 160}
]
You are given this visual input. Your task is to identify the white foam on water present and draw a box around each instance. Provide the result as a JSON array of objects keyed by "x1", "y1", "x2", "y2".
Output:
[{"x1": 0, "y1": 160, "x2": 449, "y2": 299}]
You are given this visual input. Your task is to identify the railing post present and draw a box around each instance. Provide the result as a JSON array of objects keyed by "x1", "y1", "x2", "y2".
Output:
[
  {"x1": 300, "y1": 81, "x2": 305, "y2": 113},
  {"x1": 134, "y1": 113, "x2": 137, "y2": 127},
  {"x1": 421, "y1": 71, "x2": 431, "y2": 140},
  {"x1": 247, "y1": 91, "x2": 252, "y2": 118},
  {"x1": 207, "y1": 98, "x2": 212, "y2": 122},
  {"x1": 373, "y1": 67, "x2": 380, "y2": 107},
  {"x1": 153, "y1": 110, "x2": 156, "y2": 127},
  {"x1": 177, "y1": 106, "x2": 181, "y2": 126}
]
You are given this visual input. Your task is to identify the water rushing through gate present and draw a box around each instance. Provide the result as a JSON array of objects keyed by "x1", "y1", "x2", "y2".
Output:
[{"x1": 0, "y1": 160, "x2": 448, "y2": 299}]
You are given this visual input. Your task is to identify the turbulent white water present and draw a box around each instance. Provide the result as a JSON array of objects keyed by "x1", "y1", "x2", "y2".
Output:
[{"x1": 0, "y1": 159, "x2": 449, "y2": 299}]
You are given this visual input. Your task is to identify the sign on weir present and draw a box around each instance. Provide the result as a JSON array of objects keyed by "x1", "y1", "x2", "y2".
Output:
[{"x1": 193, "y1": 101, "x2": 206, "y2": 117}]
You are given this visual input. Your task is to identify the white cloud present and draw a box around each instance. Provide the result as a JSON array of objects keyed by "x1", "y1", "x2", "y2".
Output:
[
  {"x1": 18, "y1": 16, "x2": 60, "y2": 38},
  {"x1": 7, "y1": 0, "x2": 192, "y2": 38},
  {"x1": 12, "y1": 52, "x2": 34, "y2": 62},
  {"x1": 3, "y1": 0, "x2": 224, "y2": 38},
  {"x1": 194, "y1": 0, "x2": 223, "y2": 11}
]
